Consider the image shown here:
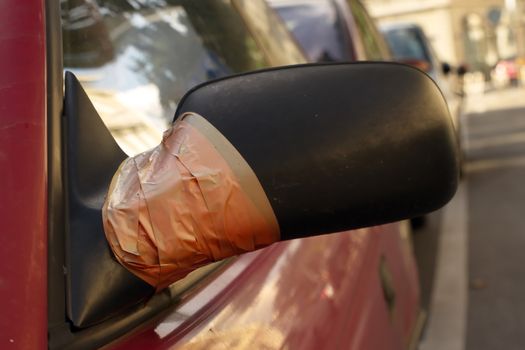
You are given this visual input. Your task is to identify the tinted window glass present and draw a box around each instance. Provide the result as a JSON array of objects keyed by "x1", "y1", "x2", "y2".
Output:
[
  {"x1": 383, "y1": 27, "x2": 431, "y2": 62},
  {"x1": 271, "y1": 1, "x2": 352, "y2": 62},
  {"x1": 234, "y1": 0, "x2": 308, "y2": 66},
  {"x1": 61, "y1": 0, "x2": 269, "y2": 155}
]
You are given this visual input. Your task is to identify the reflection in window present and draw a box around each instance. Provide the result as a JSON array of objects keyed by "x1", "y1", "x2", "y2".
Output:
[
  {"x1": 348, "y1": 1, "x2": 387, "y2": 61},
  {"x1": 61, "y1": 0, "x2": 268, "y2": 155},
  {"x1": 271, "y1": 0, "x2": 352, "y2": 62}
]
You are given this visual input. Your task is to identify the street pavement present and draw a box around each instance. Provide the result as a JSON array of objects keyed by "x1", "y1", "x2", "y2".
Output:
[
  {"x1": 465, "y1": 86, "x2": 525, "y2": 350},
  {"x1": 415, "y1": 85, "x2": 525, "y2": 350}
]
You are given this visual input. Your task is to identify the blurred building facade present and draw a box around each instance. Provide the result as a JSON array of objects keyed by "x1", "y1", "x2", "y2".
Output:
[{"x1": 365, "y1": 0, "x2": 525, "y2": 76}]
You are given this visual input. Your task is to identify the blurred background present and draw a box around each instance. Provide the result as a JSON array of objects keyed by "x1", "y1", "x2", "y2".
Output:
[{"x1": 366, "y1": 0, "x2": 525, "y2": 81}]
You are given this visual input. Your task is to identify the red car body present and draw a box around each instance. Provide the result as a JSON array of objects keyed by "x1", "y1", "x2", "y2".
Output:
[
  {"x1": 0, "y1": 1, "x2": 48, "y2": 348},
  {"x1": 110, "y1": 226, "x2": 420, "y2": 349},
  {"x1": 0, "y1": 0, "x2": 421, "y2": 349}
]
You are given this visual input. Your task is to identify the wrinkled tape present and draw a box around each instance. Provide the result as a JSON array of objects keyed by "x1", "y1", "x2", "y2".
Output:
[{"x1": 103, "y1": 113, "x2": 280, "y2": 290}]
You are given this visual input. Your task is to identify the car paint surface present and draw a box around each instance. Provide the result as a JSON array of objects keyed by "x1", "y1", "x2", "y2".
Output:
[
  {"x1": 109, "y1": 225, "x2": 419, "y2": 349},
  {"x1": 0, "y1": 0, "x2": 48, "y2": 348}
]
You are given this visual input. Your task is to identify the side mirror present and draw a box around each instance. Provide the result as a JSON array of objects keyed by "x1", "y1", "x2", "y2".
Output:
[
  {"x1": 175, "y1": 62, "x2": 459, "y2": 238},
  {"x1": 64, "y1": 62, "x2": 458, "y2": 321}
]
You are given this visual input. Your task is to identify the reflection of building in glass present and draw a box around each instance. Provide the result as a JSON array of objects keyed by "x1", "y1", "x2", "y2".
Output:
[
  {"x1": 365, "y1": 0, "x2": 525, "y2": 78},
  {"x1": 60, "y1": 0, "x2": 274, "y2": 155}
]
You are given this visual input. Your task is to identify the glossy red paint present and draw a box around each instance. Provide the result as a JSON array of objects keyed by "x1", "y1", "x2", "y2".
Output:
[
  {"x1": 109, "y1": 224, "x2": 419, "y2": 349},
  {"x1": 0, "y1": 0, "x2": 47, "y2": 348}
]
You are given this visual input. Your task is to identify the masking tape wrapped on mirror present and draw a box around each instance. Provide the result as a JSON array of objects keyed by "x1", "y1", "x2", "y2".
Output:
[{"x1": 103, "y1": 113, "x2": 280, "y2": 291}]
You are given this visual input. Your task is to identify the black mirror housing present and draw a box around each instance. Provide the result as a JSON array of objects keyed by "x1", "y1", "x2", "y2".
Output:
[{"x1": 176, "y1": 62, "x2": 459, "y2": 240}]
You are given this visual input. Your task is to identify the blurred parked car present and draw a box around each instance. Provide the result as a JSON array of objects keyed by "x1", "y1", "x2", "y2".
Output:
[
  {"x1": 491, "y1": 57, "x2": 525, "y2": 88},
  {"x1": 1, "y1": 0, "x2": 457, "y2": 349},
  {"x1": 381, "y1": 23, "x2": 462, "y2": 132}
]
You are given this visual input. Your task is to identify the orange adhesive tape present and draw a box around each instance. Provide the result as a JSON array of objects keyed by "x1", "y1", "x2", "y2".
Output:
[{"x1": 103, "y1": 113, "x2": 280, "y2": 291}]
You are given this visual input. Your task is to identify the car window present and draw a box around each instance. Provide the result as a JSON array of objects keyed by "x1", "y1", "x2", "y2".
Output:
[
  {"x1": 270, "y1": 0, "x2": 353, "y2": 62},
  {"x1": 61, "y1": 0, "x2": 270, "y2": 155},
  {"x1": 347, "y1": 0, "x2": 389, "y2": 60},
  {"x1": 383, "y1": 27, "x2": 432, "y2": 62}
]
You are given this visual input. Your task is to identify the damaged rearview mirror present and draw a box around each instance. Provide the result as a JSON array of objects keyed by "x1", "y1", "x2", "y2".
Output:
[
  {"x1": 104, "y1": 62, "x2": 459, "y2": 289},
  {"x1": 63, "y1": 62, "x2": 458, "y2": 326}
]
